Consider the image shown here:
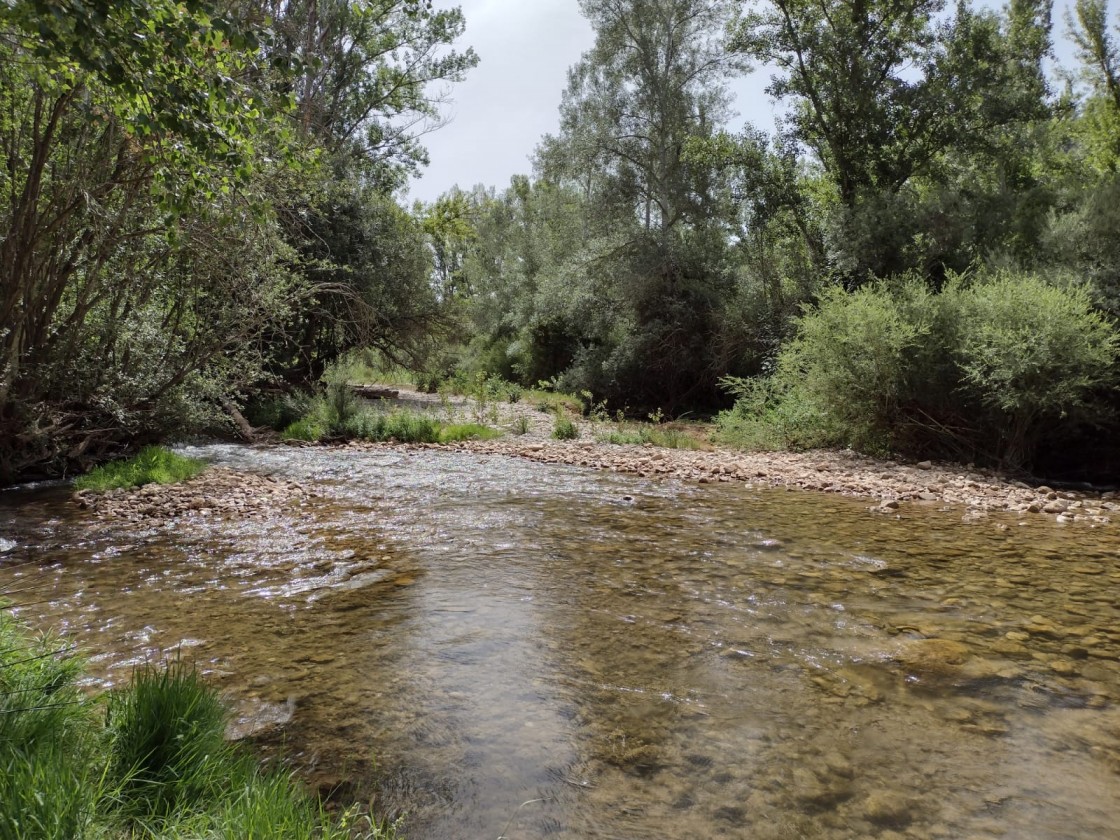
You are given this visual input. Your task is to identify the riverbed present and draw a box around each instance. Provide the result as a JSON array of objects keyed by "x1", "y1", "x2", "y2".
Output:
[{"x1": 1, "y1": 443, "x2": 1118, "y2": 839}]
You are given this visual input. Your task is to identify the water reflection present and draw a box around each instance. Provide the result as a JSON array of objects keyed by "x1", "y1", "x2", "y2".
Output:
[{"x1": 1, "y1": 444, "x2": 1118, "y2": 839}]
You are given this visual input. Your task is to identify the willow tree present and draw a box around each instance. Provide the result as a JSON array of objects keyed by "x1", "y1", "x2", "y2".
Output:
[
  {"x1": 0, "y1": 1, "x2": 302, "y2": 481},
  {"x1": 252, "y1": 0, "x2": 478, "y2": 381}
]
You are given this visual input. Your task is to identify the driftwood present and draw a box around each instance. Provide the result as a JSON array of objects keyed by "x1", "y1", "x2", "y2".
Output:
[
  {"x1": 219, "y1": 397, "x2": 256, "y2": 441},
  {"x1": 349, "y1": 385, "x2": 400, "y2": 401}
]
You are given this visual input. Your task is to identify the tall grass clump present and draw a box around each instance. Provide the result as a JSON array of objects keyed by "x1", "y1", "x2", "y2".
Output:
[
  {"x1": 0, "y1": 611, "x2": 395, "y2": 839},
  {"x1": 74, "y1": 446, "x2": 207, "y2": 492},
  {"x1": 106, "y1": 662, "x2": 231, "y2": 823},
  {"x1": 553, "y1": 414, "x2": 579, "y2": 440}
]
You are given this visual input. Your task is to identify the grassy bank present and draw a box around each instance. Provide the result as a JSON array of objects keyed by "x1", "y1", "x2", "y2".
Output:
[
  {"x1": 0, "y1": 609, "x2": 393, "y2": 839},
  {"x1": 74, "y1": 447, "x2": 207, "y2": 492},
  {"x1": 247, "y1": 378, "x2": 503, "y2": 446}
]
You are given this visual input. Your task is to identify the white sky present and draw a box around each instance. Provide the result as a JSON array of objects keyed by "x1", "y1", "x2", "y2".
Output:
[{"x1": 406, "y1": 0, "x2": 1084, "y2": 205}]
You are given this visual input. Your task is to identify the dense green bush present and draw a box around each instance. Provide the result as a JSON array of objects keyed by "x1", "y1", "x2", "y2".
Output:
[
  {"x1": 718, "y1": 270, "x2": 1119, "y2": 469},
  {"x1": 952, "y1": 273, "x2": 1119, "y2": 466}
]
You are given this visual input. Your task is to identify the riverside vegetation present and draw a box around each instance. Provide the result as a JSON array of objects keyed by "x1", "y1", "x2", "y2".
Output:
[
  {"x1": 0, "y1": 609, "x2": 395, "y2": 839},
  {"x1": 4, "y1": 0, "x2": 1120, "y2": 485}
]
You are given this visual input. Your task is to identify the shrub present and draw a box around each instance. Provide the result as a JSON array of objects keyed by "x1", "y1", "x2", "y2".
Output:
[
  {"x1": 74, "y1": 446, "x2": 207, "y2": 492},
  {"x1": 719, "y1": 280, "x2": 936, "y2": 454},
  {"x1": 553, "y1": 414, "x2": 579, "y2": 440},
  {"x1": 951, "y1": 272, "x2": 1119, "y2": 467},
  {"x1": 718, "y1": 270, "x2": 1120, "y2": 469}
]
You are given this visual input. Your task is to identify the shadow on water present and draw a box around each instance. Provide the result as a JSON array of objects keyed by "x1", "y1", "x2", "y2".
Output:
[{"x1": 1, "y1": 443, "x2": 1119, "y2": 839}]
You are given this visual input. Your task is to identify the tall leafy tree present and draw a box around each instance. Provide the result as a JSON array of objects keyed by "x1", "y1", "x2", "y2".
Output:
[
  {"x1": 728, "y1": 0, "x2": 1040, "y2": 207},
  {"x1": 527, "y1": 0, "x2": 747, "y2": 409},
  {"x1": 261, "y1": 0, "x2": 478, "y2": 189}
]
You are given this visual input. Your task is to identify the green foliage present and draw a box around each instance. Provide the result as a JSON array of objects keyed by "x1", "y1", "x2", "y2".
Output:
[
  {"x1": 281, "y1": 418, "x2": 327, "y2": 442},
  {"x1": 74, "y1": 447, "x2": 207, "y2": 492},
  {"x1": 0, "y1": 610, "x2": 94, "y2": 840},
  {"x1": 952, "y1": 272, "x2": 1119, "y2": 464},
  {"x1": 0, "y1": 0, "x2": 291, "y2": 199},
  {"x1": 553, "y1": 414, "x2": 579, "y2": 440},
  {"x1": 729, "y1": 0, "x2": 1043, "y2": 209},
  {"x1": 343, "y1": 410, "x2": 440, "y2": 443},
  {"x1": 244, "y1": 391, "x2": 315, "y2": 432},
  {"x1": 718, "y1": 271, "x2": 1119, "y2": 468}
]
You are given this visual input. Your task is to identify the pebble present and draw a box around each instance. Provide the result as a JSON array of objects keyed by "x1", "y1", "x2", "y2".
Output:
[{"x1": 862, "y1": 791, "x2": 914, "y2": 827}]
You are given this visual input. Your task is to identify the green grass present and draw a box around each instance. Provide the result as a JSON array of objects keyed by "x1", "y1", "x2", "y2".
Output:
[
  {"x1": 74, "y1": 446, "x2": 207, "y2": 492},
  {"x1": 598, "y1": 424, "x2": 708, "y2": 450},
  {"x1": 107, "y1": 662, "x2": 231, "y2": 823},
  {"x1": 281, "y1": 417, "x2": 327, "y2": 442},
  {"x1": 0, "y1": 609, "x2": 96, "y2": 840},
  {"x1": 0, "y1": 611, "x2": 394, "y2": 840},
  {"x1": 528, "y1": 389, "x2": 584, "y2": 415},
  {"x1": 282, "y1": 403, "x2": 503, "y2": 446}
]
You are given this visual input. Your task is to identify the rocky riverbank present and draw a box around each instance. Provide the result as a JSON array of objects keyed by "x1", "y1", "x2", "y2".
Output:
[
  {"x1": 333, "y1": 437, "x2": 1113, "y2": 527},
  {"x1": 357, "y1": 384, "x2": 1118, "y2": 526},
  {"x1": 68, "y1": 376, "x2": 1118, "y2": 527},
  {"x1": 73, "y1": 466, "x2": 308, "y2": 521}
]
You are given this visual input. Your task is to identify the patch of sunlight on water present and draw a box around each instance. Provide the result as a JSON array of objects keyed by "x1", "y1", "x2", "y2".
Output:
[{"x1": 2, "y1": 443, "x2": 1119, "y2": 839}]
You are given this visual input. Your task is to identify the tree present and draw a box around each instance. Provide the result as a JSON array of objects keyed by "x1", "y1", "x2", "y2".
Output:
[
  {"x1": 260, "y1": 0, "x2": 478, "y2": 190},
  {"x1": 729, "y1": 0, "x2": 1007, "y2": 207},
  {"x1": 0, "y1": 13, "x2": 298, "y2": 480},
  {"x1": 524, "y1": 0, "x2": 747, "y2": 409}
]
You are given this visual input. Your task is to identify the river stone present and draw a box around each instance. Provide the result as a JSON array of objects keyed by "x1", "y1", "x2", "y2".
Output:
[
  {"x1": 862, "y1": 791, "x2": 914, "y2": 827},
  {"x1": 1049, "y1": 659, "x2": 1079, "y2": 676},
  {"x1": 791, "y1": 768, "x2": 852, "y2": 808},
  {"x1": 899, "y1": 638, "x2": 970, "y2": 671}
]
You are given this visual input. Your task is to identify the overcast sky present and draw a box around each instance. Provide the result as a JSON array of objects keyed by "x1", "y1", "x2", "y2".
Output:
[{"x1": 407, "y1": 0, "x2": 780, "y2": 204}]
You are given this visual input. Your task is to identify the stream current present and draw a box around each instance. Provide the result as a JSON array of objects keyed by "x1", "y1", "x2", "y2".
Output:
[{"x1": 1, "y1": 443, "x2": 1118, "y2": 839}]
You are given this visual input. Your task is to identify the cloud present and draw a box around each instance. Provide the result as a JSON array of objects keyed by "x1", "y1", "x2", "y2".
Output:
[{"x1": 408, "y1": 0, "x2": 595, "y2": 202}]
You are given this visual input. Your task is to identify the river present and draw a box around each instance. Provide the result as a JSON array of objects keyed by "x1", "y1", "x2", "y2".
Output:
[{"x1": 1, "y1": 443, "x2": 1118, "y2": 839}]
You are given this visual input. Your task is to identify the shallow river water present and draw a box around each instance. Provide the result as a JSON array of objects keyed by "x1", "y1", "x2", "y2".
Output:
[{"x1": 1, "y1": 444, "x2": 1119, "y2": 839}]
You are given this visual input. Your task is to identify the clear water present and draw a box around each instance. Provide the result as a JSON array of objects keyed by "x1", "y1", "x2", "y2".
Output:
[{"x1": 1, "y1": 443, "x2": 1118, "y2": 839}]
